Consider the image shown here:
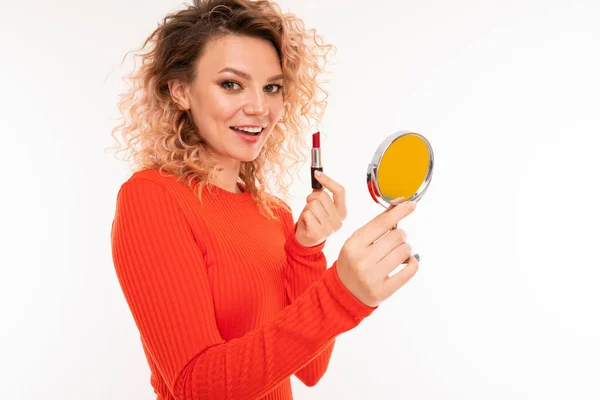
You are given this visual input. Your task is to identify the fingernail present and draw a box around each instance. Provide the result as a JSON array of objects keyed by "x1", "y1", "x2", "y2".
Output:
[
  {"x1": 414, "y1": 254, "x2": 420, "y2": 262},
  {"x1": 406, "y1": 201, "x2": 416, "y2": 209},
  {"x1": 314, "y1": 170, "x2": 323, "y2": 177}
]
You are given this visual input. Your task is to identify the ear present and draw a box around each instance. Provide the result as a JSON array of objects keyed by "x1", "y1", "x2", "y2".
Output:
[{"x1": 168, "y1": 79, "x2": 191, "y2": 110}]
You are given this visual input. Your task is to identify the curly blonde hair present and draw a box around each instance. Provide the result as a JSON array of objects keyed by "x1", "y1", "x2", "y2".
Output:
[{"x1": 108, "y1": 0, "x2": 335, "y2": 219}]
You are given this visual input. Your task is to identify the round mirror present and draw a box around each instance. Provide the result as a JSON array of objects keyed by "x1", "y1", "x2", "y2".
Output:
[{"x1": 367, "y1": 131, "x2": 434, "y2": 235}]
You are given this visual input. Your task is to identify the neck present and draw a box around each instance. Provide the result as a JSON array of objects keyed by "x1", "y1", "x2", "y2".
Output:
[{"x1": 210, "y1": 160, "x2": 243, "y2": 194}]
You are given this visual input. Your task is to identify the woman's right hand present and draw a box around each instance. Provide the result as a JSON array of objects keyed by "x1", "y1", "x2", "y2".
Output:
[{"x1": 336, "y1": 200, "x2": 419, "y2": 307}]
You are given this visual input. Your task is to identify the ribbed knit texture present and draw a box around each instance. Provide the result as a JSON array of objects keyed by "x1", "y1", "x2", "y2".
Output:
[{"x1": 110, "y1": 169, "x2": 376, "y2": 400}]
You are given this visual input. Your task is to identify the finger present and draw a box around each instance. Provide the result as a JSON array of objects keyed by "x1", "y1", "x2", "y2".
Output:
[
  {"x1": 314, "y1": 171, "x2": 347, "y2": 218},
  {"x1": 355, "y1": 200, "x2": 417, "y2": 246},
  {"x1": 386, "y1": 197, "x2": 405, "y2": 211},
  {"x1": 385, "y1": 197, "x2": 405, "y2": 231},
  {"x1": 308, "y1": 191, "x2": 343, "y2": 228},
  {"x1": 307, "y1": 198, "x2": 329, "y2": 226},
  {"x1": 369, "y1": 228, "x2": 408, "y2": 263},
  {"x1": 375, "y1": 241, "x2": 413, "y2": 277},
  {"x1": 382, "y1": 255, "x2": 419, "y2": 298},
  {"x1": 299, "y1": 208, "x2": 319, "y2": 233},
  {"x1": 306, "y1": 191, "x2": 326, "y2": 206}
]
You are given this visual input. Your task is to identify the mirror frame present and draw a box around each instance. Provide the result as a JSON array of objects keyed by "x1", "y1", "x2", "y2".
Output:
[{"x1": 366, "y1": 130, "x2": 435, "y2": 207}]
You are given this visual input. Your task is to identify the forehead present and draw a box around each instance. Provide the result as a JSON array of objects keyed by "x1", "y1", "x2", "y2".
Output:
[{"x1": 198, "y1": 35, "x2": 281, "y2": 74}]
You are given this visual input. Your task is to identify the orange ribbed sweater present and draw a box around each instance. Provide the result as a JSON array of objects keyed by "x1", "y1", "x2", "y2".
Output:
[{"x1": 110, "y1": 169, "x2": 376, "y2": 400}]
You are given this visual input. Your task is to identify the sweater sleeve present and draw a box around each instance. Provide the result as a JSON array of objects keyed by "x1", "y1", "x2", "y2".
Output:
[
  {"x1": 279, "y1": 205, "x2": 335, "y2": 386},
  {"x1": 110, "y1": 178, "x2": 376, "y2": 400}
]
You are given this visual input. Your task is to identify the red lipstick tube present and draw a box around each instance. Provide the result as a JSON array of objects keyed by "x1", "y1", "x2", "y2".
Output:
[{"x1": 311, "y1": 131, "x2": 323, "y2": 190}]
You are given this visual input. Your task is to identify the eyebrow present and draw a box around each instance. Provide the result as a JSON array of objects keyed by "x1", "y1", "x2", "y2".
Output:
[{"x1": 218, "y1": 67, "x2": 284, "y2": 82}]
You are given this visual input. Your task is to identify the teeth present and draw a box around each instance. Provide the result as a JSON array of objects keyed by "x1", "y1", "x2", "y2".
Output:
[{"x1": 233, "y1": 126, "x2": 263, "y2": 133}]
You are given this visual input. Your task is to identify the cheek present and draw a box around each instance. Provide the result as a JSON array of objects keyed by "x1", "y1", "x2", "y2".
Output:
[
  {"x1": 269, "y1": 97, "x2": 284, "y2": 122},
  {"x1": 211, "y1": 91, "x2": 243, "y2": 122}
]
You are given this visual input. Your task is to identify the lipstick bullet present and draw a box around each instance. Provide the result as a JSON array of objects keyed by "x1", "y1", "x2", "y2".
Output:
[{"x1": 311, "y1": 131, "x2": 323, "y2": 190}]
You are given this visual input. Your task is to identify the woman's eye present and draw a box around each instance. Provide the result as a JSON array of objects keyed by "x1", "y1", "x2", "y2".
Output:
[
  {"x1": 221, "y1": 81, "x2": 241, "y2": 90},
  {"x1": 265, "y1": 84, "x2": 283, "y2": 93}
]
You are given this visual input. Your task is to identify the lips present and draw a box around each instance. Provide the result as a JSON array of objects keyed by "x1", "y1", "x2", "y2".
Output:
[
  {"x1": 230, "y1": 126, "x2": 264, "y2": 136},
  {"x1": 230, "y1": 127, "x2": 264, "y2": 144}
]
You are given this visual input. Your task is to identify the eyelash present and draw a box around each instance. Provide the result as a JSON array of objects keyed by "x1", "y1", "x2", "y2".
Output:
[{"x1": 220, "y1": 80, "x2": 284, "y2": 93}]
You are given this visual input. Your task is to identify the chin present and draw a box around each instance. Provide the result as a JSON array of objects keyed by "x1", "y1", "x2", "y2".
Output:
[{"x1": 230, "y1": 149, "x2": 263, "y2": 163}]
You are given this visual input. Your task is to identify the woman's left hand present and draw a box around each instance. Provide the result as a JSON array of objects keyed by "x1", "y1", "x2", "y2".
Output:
[{"x1": 294, "y1": 171, "x2": 348, "y2": 247}]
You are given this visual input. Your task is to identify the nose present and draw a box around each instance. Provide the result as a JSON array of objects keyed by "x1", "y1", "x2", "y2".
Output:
[{"x1": 243, "y1": 88, "x2": 269, "y2": 117}]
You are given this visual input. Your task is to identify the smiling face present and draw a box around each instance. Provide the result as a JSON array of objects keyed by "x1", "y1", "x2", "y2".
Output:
[{"x1": 169, "y1": 34, "x2": 285, "y2": 171}]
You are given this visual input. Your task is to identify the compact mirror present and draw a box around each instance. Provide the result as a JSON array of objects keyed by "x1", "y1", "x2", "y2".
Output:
[{"x1": 367, "y1": 131, "x2": 434, "y2": 227}]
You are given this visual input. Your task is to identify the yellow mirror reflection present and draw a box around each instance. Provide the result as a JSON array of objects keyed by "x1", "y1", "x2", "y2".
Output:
[{"x1": 377, "y1": 134, "x2": 431, "y2": 201}]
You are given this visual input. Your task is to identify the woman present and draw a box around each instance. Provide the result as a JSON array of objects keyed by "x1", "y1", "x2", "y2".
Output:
[{"x1": 110, "y1": 0, "x2": 419, "y2": 398}]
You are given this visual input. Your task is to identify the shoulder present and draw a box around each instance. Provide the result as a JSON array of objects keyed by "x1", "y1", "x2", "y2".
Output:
[
  {"x1": 266, "y1": 193, "x2": 292, "y2": 214},
  {"x1": 264, "y1": 193, "x2": 295, "y2": 233},
  {"x1": 114, "y1": 169, "x2": 191, "y2": 213},
  {"x1": 118, "y1": 168, "x2": 192, "y2": 197},
  {"x1": 126, "y1": 168, "x2": 179, "y2": 188}
]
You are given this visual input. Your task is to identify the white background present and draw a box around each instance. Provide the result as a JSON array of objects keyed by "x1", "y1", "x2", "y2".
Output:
[{"x1": 1, "y1": 0, "x2": 599, "y2": 398}]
